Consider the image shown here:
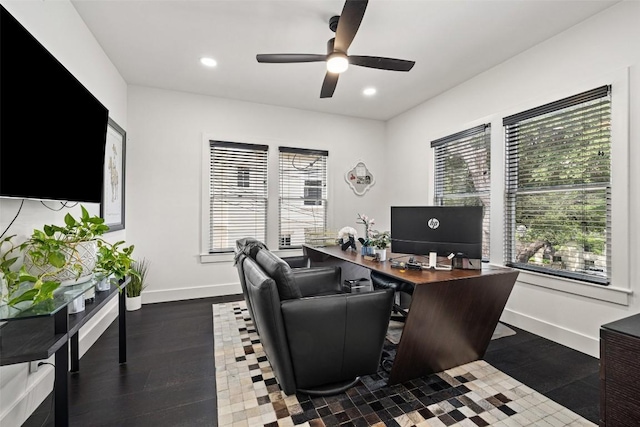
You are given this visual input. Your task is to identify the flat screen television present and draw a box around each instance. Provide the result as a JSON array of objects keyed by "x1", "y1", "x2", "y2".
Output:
[
  {"x1": 391, "y1": 206, "x2": 483, "y2": 260},
  {"x1": 0, "y1": 5, "x2": 108, "y2": 203}
]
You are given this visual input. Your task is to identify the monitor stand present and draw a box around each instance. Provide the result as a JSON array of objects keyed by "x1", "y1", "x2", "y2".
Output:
[{"x1": 428, "y1": 252, "x2": 453, "y2": 271}]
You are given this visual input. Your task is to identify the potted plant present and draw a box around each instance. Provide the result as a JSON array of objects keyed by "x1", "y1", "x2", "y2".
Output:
[
  {"x1": 0, "y1": 206, "x2": 137, "y2": 309},
  {"x1": 356, "y1": 213, "x2": 375, "y2": 255},
  {"x1": 370, "y1": 230, "x2": 391, "y2": 261},
  {"x1": 22, "y1": 206, "x2": 111, "y2": 286},
  {"x1": 93, "y1": 240, "x2": 137, "y2": 291},
  {"x1": 1, "y1": 236, "x2": 59, "y2": 308},
  {"x1": 125, "y1": 258, "x2": 149, "y2": 311}
]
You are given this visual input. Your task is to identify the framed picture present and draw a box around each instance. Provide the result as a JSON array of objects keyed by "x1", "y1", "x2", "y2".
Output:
[{"x1": 101, "y1": 118, "x2": 126, "y2": 232}]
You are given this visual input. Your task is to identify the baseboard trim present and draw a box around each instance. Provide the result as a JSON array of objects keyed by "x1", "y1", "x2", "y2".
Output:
[
  {"x1": 500, "y1": 308, "x2": 600, "y2": 358},
  {"x1": 0, "y1": 363, "x2": 55, "y2": 427},
  {"x1": 141, "y1": 283, "x2": 241, "y2": 304}
]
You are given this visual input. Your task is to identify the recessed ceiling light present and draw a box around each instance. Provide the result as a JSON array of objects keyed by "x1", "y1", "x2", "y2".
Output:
[
  {"x1": 363, "y1": 87, "x2": 377, "y2": 96},
  {"x1": 200, "y1": 57, "x2": 217, "y2": 67}
]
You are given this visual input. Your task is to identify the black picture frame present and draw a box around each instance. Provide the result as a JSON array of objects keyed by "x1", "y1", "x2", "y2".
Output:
[{"x1": 100, "y1": 118, "x2": 126, "y2": 232}]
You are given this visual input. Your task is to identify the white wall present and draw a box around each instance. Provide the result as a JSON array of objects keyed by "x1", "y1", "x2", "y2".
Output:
[
  {"x1": 386, "y1": 1, "x2": 640, "y2": 357},
  {"x1": 0, "y1": 1, "x2": 127, "y2": 426},
  {"x1": 3, "y1": 1, "x2": 638, "y2": 425},
  {"x1": 125, "y1": 86, "x2": 387, "y2": 303}
]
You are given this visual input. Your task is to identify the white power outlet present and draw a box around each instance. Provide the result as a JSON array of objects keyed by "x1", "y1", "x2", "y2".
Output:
[{"x1": 29, "y1": 361, "x2": 39, "y2": 373}]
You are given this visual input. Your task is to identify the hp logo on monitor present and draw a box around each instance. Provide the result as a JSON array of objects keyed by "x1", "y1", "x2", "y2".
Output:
[{"x1": 427, "y1": 218, "x2": 440, "y2": 229}]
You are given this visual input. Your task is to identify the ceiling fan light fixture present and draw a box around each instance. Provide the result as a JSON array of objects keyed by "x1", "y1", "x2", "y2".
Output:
[
  {"x1": 255, "y1": 0, "x2": 414, "y2": 98},
  {"x1": 326, "y1": 53, "x2": 348, "y2": 74}
]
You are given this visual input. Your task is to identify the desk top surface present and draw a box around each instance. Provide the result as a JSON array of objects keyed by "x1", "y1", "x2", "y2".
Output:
[{"x1": 303, "y1": 244, "x2": 518, "y2": 285}]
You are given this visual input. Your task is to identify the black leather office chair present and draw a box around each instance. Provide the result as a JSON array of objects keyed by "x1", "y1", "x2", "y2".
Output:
[
  {"x1": 370, "y1": 271, "x2": 415, "y2": 322},
  {"x1": 234, "y1": 238, "x2": 394, "y2": 396}
]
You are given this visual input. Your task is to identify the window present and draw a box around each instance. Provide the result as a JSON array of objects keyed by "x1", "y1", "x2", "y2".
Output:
[
  {"x1": 279, "y1": 147, "x2": 328, "y2": 249},
  {"x1": 209, "y1": 141, "x2": 268, "y2": 253},
  {"x1": 432, "y1": 124, "x2": 491, "y2": 260},
  {"x1": 237, "y1": 167, "x2": 250, "y2": 188},
  {"x1": 304, "y1": 180, "x2": 322, "y2": 206},
  {"x1": 503, "y1": 86, "x2": 611, "y2": 285}
]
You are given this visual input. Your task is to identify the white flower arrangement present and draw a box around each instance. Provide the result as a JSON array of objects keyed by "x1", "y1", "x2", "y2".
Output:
[
  {"x1": 356, "y1": 213, "x2": 375, "y2": 245},
  {"x1": 338, "y1": 226, "x2": 358, "y2": 241}
]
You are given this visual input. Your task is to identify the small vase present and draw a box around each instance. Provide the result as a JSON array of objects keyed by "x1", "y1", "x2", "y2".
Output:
[
  {"x1": 375, "y1": 248, "x2": 387, "y2": 262},
  {"x1": 361, "y1": 246, "x2": 374, "y2": 256},
  {"x1": 126, "y1": 295, "x2": 142, "y2": 311},
  {"x1": 94, "y1": 274, "x2": 113, "y2": 292}
]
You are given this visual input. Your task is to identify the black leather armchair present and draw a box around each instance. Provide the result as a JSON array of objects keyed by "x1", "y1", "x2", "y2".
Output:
[{"x1": 235, "y1": 239, "x2": 394, "y2": 396}]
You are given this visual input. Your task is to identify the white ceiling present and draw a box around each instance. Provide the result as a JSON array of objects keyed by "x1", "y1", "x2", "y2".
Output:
[{"x1": 71, "y1": 0, "x2": 619, "y2": 121}]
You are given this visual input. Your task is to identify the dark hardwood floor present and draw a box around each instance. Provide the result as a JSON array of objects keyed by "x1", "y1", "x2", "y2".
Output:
[{"x1": 23, "y1": 296, "x2": 600, "y2": 426}]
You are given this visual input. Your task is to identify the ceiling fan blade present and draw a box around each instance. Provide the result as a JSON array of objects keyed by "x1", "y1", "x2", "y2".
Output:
[
  {"x1": 320, "y1": 72, "x2": 339, "y2": 98},
  {"x1": 349, "y1": 55, "x2": 415, "y2": 71},
  {"x1": 334, "y1": 0, "x2": 368, "y2": 53},
  {"x1": 256, "y1": 53, "x2": 327, "y2": 63}
]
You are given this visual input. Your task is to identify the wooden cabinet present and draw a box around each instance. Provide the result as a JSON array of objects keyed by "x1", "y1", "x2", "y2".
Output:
[{"x1": 600, "y1": 314, "x2": 640, "y2": 427}]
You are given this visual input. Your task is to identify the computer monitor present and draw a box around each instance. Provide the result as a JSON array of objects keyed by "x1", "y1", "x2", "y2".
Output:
[{"x1": 391, "y1": 206, "x2": 483, "y2": 260}]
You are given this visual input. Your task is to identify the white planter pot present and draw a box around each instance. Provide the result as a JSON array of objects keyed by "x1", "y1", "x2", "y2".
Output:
[
  {"x1": 375, "y1": 248, "x2": 387, "y2": 262},
  {"x1": 24, "y1": 240, "x2": 97, "y2": 286},
  {"x1": 94, "y1": 274, "x2": 114, "y2": 292},
  {"x1": 126, "y1": 295, "x2": 142, "y2": 311},
  {"x1": 66, "y1": 291, "x2": 85, "y2": 314}
]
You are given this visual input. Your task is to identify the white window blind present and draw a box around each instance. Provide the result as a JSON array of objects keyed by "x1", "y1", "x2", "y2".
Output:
[
  {"x1": 503, "y1": 85, "x2": 611, "y2": 284},
  {"x1": 279, "y1": 147, "x2": 328, "y2": 249},
  {"x1": 432, "y1": 124, "x2": 491, "y2": 260},
  {"x1": 209, "y1": 141, "x2": 268, "y2": 253}
]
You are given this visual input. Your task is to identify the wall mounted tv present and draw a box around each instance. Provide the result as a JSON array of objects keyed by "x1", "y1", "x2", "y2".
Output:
[{"x1": 0, "y1": 5, "x2": 108, "y2": 203}]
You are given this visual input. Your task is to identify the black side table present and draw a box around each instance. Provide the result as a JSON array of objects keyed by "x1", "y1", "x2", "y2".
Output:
[{"x1": 0, "y1": 278, "x2": 129, "y2": 427}]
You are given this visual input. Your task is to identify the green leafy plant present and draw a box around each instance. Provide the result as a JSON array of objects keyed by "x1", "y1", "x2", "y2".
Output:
[
  {"x1": 23, "y1": 206, "x2": 109, "y2": 279},
  {"x1": 1, "y1": 235, "x2": 59, "y2": 306},
  {"x1": 0, "y1": 206, "x2": 137, "y2": 308},
  {"x1": 94, "y1": 241, "x2": 137, "y2": 283},
  {"x1": 370, "y1": 230, "x2": 391, "y2": 250},
  {"x1": 126, "y1": 258, "x2": 149, "y2": 298}
]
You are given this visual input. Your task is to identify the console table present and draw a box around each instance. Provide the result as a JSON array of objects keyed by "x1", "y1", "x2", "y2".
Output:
[
  {"x1": 0, "y1": 278, "x2": 129, "y2": 427},
  {"x1": 303, "y1": 244, "x2": 519, "y2": 385},
  {"x1": 600, "y1": 313, "x2": 640, "y2": 426}
]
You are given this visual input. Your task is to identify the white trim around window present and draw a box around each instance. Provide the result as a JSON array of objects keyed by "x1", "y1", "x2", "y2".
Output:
[{"x1": 496, "y1": 68, "x2": 631, "y2": 304}]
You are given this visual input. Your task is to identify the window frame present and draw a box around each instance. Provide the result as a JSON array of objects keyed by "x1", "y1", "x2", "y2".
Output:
[
  {"x1": 503, "y1": 86, "x2": 612, "y2": 285},
  {"x1": 206, "y1": 140, "x2": 269, "y2": 254},
  {"x1": 432, "y1": 124, "x2": 491, "y2": 261}
]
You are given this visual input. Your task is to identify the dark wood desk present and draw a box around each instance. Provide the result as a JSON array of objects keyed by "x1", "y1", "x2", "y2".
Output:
[{"x1": 303, "y1": 244, "x2": 519, "y2": 385}]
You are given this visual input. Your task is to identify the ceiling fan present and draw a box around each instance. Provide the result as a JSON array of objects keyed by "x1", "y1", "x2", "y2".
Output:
[{"x1": 256, "y1": 0, "x2": 415, "y2": 99}]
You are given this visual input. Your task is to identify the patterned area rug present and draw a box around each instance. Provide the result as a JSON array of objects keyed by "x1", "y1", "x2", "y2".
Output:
[{"x1": 213, "y1": 301, "x2": 595, "y2": 427}]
